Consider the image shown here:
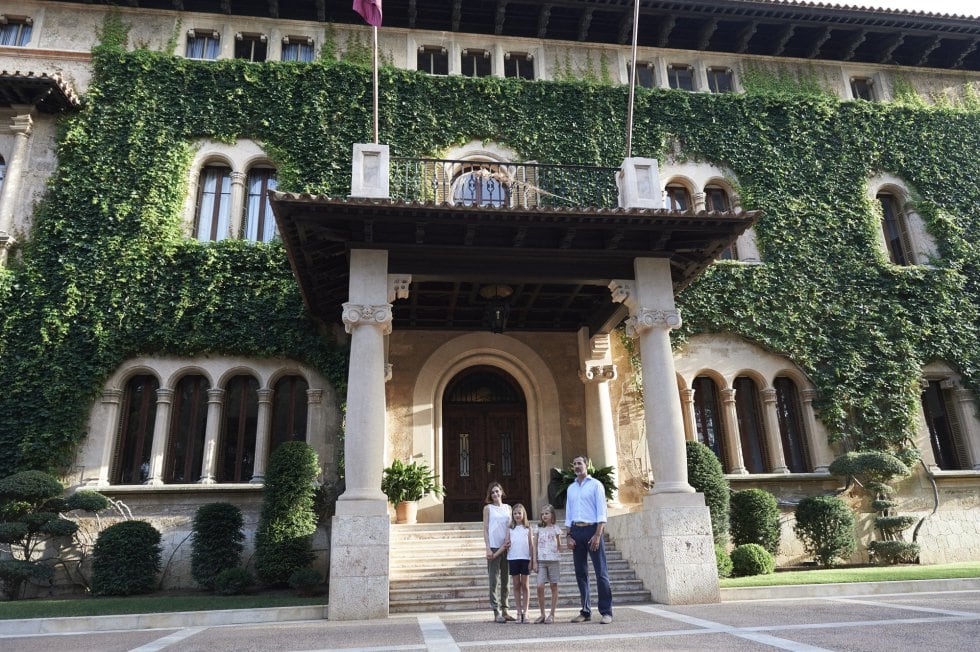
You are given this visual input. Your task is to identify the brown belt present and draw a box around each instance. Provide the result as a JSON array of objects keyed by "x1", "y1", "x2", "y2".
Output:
[{"x1": 572, "y1": 521, "x2": 595, "y2": 526}]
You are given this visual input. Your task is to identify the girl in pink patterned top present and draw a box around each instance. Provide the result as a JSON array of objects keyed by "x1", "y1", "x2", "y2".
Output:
[{"x1": 534, "y1": 504, "x2": 562, "y2": 624}]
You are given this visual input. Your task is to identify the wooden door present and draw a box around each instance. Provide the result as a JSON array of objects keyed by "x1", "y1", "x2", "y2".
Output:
[{"x1": 442, "y1": 368, "x2": 530, "y2": 521}]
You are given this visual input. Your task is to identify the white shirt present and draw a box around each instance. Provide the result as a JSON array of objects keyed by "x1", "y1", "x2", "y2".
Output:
[
  {"x1": 564, "y1": 475, "x2": 607, "y2": 527},
  {"x1": 486, "y1": 503, "x2": 510, "y2": 548},
  {"x1": 508, "y1": 524, "x2": 531, "y2": 560}
]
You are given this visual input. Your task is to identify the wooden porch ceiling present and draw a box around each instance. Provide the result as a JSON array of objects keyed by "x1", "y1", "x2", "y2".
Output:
[{"x1": 271, "y1": 193, "x2": 759, "y2": 334}]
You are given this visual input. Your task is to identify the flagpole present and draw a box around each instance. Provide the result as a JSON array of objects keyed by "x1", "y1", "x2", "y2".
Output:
[
  {"x1": 625, "y1": 0, "x2": 640, "y2": 159},
  {"x1": 372, "y1": 25, "x2": 379, "y2": 144}
]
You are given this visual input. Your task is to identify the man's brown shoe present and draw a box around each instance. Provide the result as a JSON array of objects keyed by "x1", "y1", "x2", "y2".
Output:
[{"x1": 570, "y1": 614, "x2": 591, "y2": 623}]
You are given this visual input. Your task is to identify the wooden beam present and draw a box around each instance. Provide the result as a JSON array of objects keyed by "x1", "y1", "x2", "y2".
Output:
[
  {"x1": 452, "y1": 0, "x2": 462, "y2": 33},
  {"x1": 879, "y1": 32, "x2": 906, "y2": 64},
  {"x1": 409, "y1": 0, "x2": 417, "y2": 29},
  {"x1": 655, "y1": 15, "x2": 677, "y2": 49},
  {"x1": 773, "y1": 24, "x2": 795, "y2": 57},
  {"x1": 266, "y1": 0, "x2": 277, "y2": 20},
  {"x1": 916, "y1": 36, "x2": 943, "y2": 67},
  {"x1": 538, "y1": 4, "x2": 553, "y2": 40},
  {"x1": 842, "y1": 29, "x2": 867, "y2": 61},
  {"x1": 618, "y1": 10, "x2": 633, "y2": 45},
  {"x1": 735, "y1": 21, "x2": 758, "y2": 53},
  {"x1": 698, "y1": 18, "x2": 719, "y2": 51},
  {"x1": 578, "y1": 7, "x2": 594, "y2": 42},
  {"x1": 495, "y1": 1, "x2": 508, "y2": 36},
  {"x1": 952, "y1": 38, "x2": 979, "y2": 69},
  {"x1": 807, "y1": 26, "x2": 833, "y2": 59}
]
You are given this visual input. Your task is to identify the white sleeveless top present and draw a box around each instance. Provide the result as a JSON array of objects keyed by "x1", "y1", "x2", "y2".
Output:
[
  {"x1": 486, "y1": 503, "x2": 511, "y2": 548},
  {"x1": 508, "y1": 524, "x2": 531, "y2": 560}
]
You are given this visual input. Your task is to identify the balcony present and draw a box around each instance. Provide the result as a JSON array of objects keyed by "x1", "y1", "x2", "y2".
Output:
[{"x1": 389, "y1": 158, "x2": 620, "y2": 209}]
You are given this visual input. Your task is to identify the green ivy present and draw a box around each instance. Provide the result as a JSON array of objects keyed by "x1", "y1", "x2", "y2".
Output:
[{"x1": 0, "y1": 29, "x2": 978, "y2": 477}]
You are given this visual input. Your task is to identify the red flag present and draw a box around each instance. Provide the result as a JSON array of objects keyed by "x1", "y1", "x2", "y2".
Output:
[{"x1": 353, "y1": 0, "x2": 382, "y2": 27}]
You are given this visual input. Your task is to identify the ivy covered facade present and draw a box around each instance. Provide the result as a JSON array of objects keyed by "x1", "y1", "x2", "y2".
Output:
[{"x1": 1, "y1": 0, "x2": 979, "y2": 609}]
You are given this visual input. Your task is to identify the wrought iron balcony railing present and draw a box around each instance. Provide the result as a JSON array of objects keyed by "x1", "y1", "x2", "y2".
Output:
[{"x1": 389, "y1": 158, "x2": 620, "y2": 210}]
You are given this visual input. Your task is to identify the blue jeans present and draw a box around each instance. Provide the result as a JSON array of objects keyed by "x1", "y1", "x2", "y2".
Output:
[{"x1": 570, "y1": 524, "x2": 612, "y2": 617}]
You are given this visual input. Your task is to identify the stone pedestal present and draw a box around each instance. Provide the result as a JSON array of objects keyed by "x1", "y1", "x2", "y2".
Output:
[
  {"x1": 328, "y1": 507, "x2": 390, "y2": 620},
  {"x1": 605, "y1": 493, "x2": 720, "y2": 604}
]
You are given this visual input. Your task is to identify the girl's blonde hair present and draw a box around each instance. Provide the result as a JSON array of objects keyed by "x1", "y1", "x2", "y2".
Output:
[
  {"x1": 538, "y1": 503, "x2": 555, "y2": 528},
  {"x1": 510, "y1": 502, "x2": 527, "y2": 529}
]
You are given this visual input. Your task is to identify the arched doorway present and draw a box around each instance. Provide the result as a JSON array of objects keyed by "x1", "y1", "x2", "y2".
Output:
[{"x1": 442, "y1": 366, "x2": 531, "y2": 521}]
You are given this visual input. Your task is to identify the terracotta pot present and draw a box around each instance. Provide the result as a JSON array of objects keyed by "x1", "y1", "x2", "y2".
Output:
[{"x1": 395, "y1": 500, "x2": 418, "y2": 524}]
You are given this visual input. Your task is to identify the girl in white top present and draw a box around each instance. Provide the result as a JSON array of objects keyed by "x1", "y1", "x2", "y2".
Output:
[
  {"x1": 483, "y1": 482, "x2": 514, "y2": 623},
  {"x1": 534, "y1": 504, "x2": 563, "y2": 624},
  {"x1": 504, "y1": 503, "x2": 535, "y2": 624}
]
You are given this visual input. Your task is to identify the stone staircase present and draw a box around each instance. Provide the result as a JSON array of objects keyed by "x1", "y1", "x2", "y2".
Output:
[{"x1": 389, "y1": 522, "x2": 651, "y2": 614}]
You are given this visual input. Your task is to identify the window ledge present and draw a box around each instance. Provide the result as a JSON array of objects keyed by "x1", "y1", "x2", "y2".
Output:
[
  {"x1": 928, "y1": 469, "x2": 980, "y2": 478},
  {"x1": 82, "y1": 482, "x2": 264, "y2": 494},
  {"x1": 726, "y1": 471, "x2": 833, "y2": 482}
]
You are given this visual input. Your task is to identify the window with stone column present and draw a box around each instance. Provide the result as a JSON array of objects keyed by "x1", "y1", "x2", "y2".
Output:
[
  {"x1": 244, "y1": 167, "x2": 278, "y2": 242},
  {"x1": 774, "y1": 376, "x2": 810, "y2": 472},
  {"x1": 269, "y1": 374, "x2": 309, "y2": 456},
  {"x1": 734, "y1": 376, "x2": 768, "y2": 473},
  {"x1": 692, "y1": 375, "x2": 730, "y2": 468},
  {"x1": 166, "y1": 374, "x2": 209, "y2": 483},
  {"x1": 194, "y1": 164, "x2": 233, "y2": 241},
  {"x1": 920, "y1": 372, "x2": 977, "y2": 471},
  {"x1": 219, "y1": 374, "x2": 259, "y2": 482},
  {"x1": 112, "y1": 374, "x2": 159, "y2": 484}
]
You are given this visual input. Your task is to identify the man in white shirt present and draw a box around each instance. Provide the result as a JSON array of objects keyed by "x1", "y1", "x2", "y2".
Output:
[{"x1": 564, "y1": 455, "x2": 613, "y2": 624}]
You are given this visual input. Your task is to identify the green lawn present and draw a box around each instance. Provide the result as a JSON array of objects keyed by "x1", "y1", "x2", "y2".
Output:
[
  {"x1": 0, "y1": 594, "x2": 324, "y2": 620},
  {"x1": 720, "y1": 561, "x2": 980, "y2": 588}
]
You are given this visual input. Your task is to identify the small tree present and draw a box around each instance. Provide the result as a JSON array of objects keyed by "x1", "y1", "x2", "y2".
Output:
[
  {"x1": 0, "y1": 470, "x2": 109, "y2": 599},
  {"x1": 829, "y1": 451, "x2": 918, "y2": 564},
  {"x1": 794, "y1": 495, "x2": 856, "y2": 566},
  {"x1": 731, "y1": 543, "x2": 776, "y2": 577},
  {"x1": 685, "y1": 440, "x2": 730, "y2": 544},
  {"x1": 730, "y1": 488, "x2": 781, "y2": 555},
  {"x1": 191, "y1": 502, "x2": 245, "y2": 589},
  {"x1": 91, "y1": 520, "x2": 162, "y2": 596},
  {"x1": 254, "y1": 441, "x2": 319, "y2": 586}
]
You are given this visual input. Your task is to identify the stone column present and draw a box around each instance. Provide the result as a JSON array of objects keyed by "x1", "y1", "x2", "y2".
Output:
[
  {"x1": 761, "y1": 388, "x2": 790, "y2": 473},
  {"x1": 680, "y1": 388, "x2": 697, "y2": 441},
  {"x1": 329, "y1": 249, "x2": 392, "y2": 621},
  {"x1": 577, "y1": 328, "x2": 620, "y2": 503},
  {"x1": 249, "y1": 388, "x2": 274, "y2": 483},
  {"x1": 146, "y1": 388, "x2": 175, "y2": 485},
  {"x1": 801, "y1": 389, "x2": 833, "y2": 473},
  {"x1": 199, "y1": 388, "x2": 225, "y2": 484},
  {"x1": 952, "y1": 389, "x2": 980, "y2": 470},
  {"x1": 720, "y1": 388, "x2": 748, "y2": 474},
  {"x1": 0, "y1": 112, "x2": 33, "y2": 266},
  {"x1": 228, "y1": 171, "x2": 247, "y2": 239},
  {"x1": 605, "y1": 257, "x2": 719, "y2": 604},
  {"x1": 93, "y1": 389, "x2": 124, "y2": 486}
]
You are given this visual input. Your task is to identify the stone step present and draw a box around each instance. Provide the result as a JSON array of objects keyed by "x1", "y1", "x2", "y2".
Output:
[
  {"x1": 391, "y1": 558, "x2": 635, "y2": 574},
  {"x1": 389, "y1": 588, "x2": 652, "y2": 614},
  {"x1": 391, "y1": 568, "x2": 641, "y2": 587}
]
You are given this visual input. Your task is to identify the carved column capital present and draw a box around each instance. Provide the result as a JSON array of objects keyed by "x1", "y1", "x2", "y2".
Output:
[
  {"x1": 207, "y1": 388, "x2": 226, "y2": 403},
  {"x1": 720, "y1": 387, "x2": 736, "y2": 404},
  {"x1": 681, "y1": 388, "x2": 695, "y2": 402},
  {"x1": 624, "y1": 308, "x2": 682, "y2": 337},
  {"x1": 801, "y1": 388, "x2": 818, "y2": 403},
  {"x1": 761, "y1": 387, "x2": 777, "y2": 403},
  {"x1": 257, "y1": 388, "x2": 274, "y2": 403},
  {"x1": 579, "y1": 364, "x2": 617, "y2": 383},
  {"x1": 10, "y1": 114, "x2": 33, "y2": 136},
  {"x1": 155, "y1": 388, "x2": 175, "y2": 404},
  {"x1": 229, "y1": 171, "x2": 247, "y2": 186},
  {"x1": 306, "y1": 388, "x2": 325, "y2": 405},
  {"x1": 693, "y1": 192, "x2": 706, "y2": 211},
  {"x1": 342, "y1": 302, "x2": 392, "y2": 335},
  {"x1": 388, "y1": 275, "x2": 411, "y2": 302},
  {"x1": 101, "y1": 388, "x2": 124, "y2": 404}
]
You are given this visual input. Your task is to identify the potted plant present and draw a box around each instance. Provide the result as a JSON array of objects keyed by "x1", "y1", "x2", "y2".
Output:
[
  {"x1": 381, "y1": 458, "x2": 445, "y2": 524},
  {"x1": 551, "y1": 461, "x2": 617, "y2": 508}
]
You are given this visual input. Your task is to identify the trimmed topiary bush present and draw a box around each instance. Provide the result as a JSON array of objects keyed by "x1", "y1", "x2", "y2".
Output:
[
  {"x1": 685, "y1": 440, "x2": 729, "y2": 544},
  {"x1": 794, "y1": 496, "x2": 856, "y2": 567},
  {"x1": 730, "y1": 488, "x2": 781, "y2": 555},
  {"x1": 715, "y1": 543, "x2": 733, "y2": 578},
  {"x1": 868, "y1": 540, "x2": 920, "y2": 564},
  {"x1": 288, "y1": 567, "x2": 323, "y2": 596},
  {"x1": 91, "y1": 520, "x2": 162, "y2": 596},
  {"x1": 731, "y1": 543, "x2": 775, "y2": 577},
  {"x1": 254, "y1": 441, "x2": 319, "y2": 586},
  {"x1": 214, "y1": 567, "x2": 255, "y2": 595},
  {"x1": 191, "y1": 502, "x2": 245, "y2": 589}
]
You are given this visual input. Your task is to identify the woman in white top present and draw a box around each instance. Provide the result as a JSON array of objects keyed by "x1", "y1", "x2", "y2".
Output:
[{"x1": 483, "y1": 482, "x2": 514, "y2": 623}]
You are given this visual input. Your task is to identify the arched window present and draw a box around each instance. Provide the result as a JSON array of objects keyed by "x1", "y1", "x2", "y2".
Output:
[
  {"x1": 665, "y1": 184, "x2": 691, "y2": 211},
  {"x1": 734, "y1": 376, "x2": 768, "y2": 473},
  {"x1": 166, "y1": 375, "x2": 209, "y2": 483},
  {"x1": 244, "y1": 168, "x2": 277, "y2": 242},
  {"x1": 452, "y1": 165, "x2": 510, "y2": 207},
  {"x1": 220, "y1": 375, "x2": 259, "y2": 482},
  {"x1": 270, "y1": 374, "x2": 309, "y2": 455},
  {"x1": 921, "y1": 379, "x2": 969, "y2": 470},
  {"x1": 706, "y1": 185, "x2": 738, "y2": 259},
  {"x1": 195, "y1": 165, "x2": 232, "y2": 241},
  {"x1": 0, "y1": 155, "x2": 6, "y2": 185},
  {"x1": 774, "y1": 376, "x2": 810, "y2": 472},
  {"x1": 877, "y1": 192, "x2": 912, "y2": 265},
  {"x1": 693, "y1": 376, "x2": 728, "y2": 466},
  {"x1": 113, "y1": 375, "x2": 159, "y2": 484}
]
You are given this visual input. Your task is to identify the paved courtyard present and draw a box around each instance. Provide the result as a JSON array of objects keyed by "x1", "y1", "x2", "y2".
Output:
[{"x1": 2, "y1": 590, "x2": 978, "y2": 652}]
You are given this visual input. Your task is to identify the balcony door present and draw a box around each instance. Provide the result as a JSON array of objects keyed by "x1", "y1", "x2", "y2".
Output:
[{"x1": 442, "y1": 367, "x2": 530, "y2": 521}]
